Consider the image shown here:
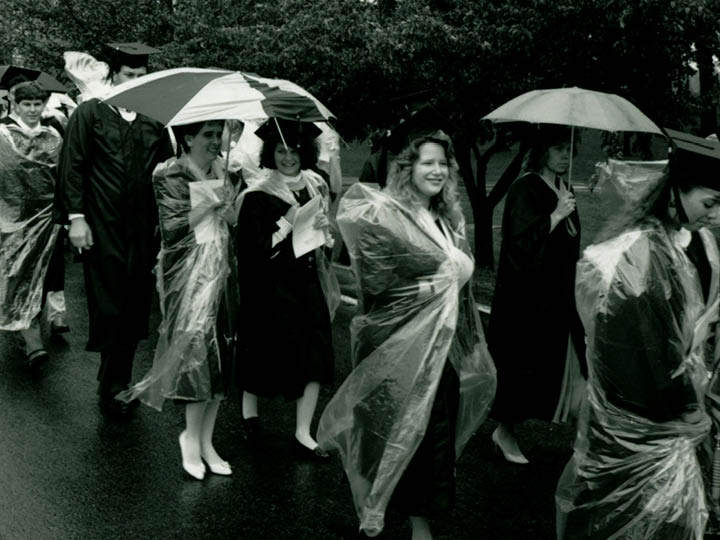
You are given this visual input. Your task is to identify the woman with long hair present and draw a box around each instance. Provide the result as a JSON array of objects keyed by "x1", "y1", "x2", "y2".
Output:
[
  {"x1": 488, "y1": 125, "x2": 585, "y2": 464},
  {"x1": 318, "y1": 132, "x2": 496, "y2": 539}
]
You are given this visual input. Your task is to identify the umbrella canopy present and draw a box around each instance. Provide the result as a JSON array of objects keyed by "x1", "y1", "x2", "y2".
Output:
[
  {"x1": 103, "y1": 68, "x2": 334, "y2": 126},
  {"x1": 482, "y1": 87, "x2": 662, "y2": 134},
  {"x1": 0, "y1": 65, "x2": 68, "y2": 93}
]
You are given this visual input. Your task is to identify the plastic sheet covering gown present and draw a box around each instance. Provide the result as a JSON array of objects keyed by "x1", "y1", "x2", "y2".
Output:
[
  {"x1": 317, "y1": 183, "x2": 496, "y2": 536},
  {"x1": 556, "y1": 218, "x2": 718, "y2": 539},
  {"x1": 0, "y1": 123, "x2": 61, "y2": 330},
  {"x1": 119, "y1": 156, "x2": 236, "y2": 410}
]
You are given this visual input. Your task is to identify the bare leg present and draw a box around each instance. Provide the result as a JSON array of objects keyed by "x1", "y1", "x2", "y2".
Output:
[
  {"x1": 409, "y1": 516, "x2": 433, "y2": 540},
  {"x1": 19, "y1": 317, "x2": 44, "y2": 355},
  {"x1": 200, "y1": 399, "x2": 229, "y2": 470},
  {"x1": 295, "y1": 381, "x2": 320, "y2": 448},
  {"x1": 180, "y1": 401, "x2": 207, "y2": 480},
  {"x1": 242, "y1": 391, "x2": 258, "y2": 419}
]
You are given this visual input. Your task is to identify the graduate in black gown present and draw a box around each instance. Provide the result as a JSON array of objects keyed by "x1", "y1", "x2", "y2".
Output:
[
  {"x1": 58, "y1": 42, "x2": 172, "y2": 418},
  {"x1": 556, "y1": 130, "x2": 720, "y2": 539},
  {"x1": 235, "y1": 118, "x2": 339, "y2": 458},
  {"x1": 488, "y1": 125, "x2": 585, "y2": 464}
]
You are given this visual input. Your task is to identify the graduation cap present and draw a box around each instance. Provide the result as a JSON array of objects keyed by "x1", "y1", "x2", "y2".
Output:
[
  {"x1": 254, "y1": 117, "x2": 321, "y2": 148},
  {"x1": 665, "y1": 127, "x2": 720, "y2": 190},
  {"x1": 105, "y1": 42, "x2": 161, "y2": 70},
  {"x1": 0, "y1": 65, "x2": 67, "y2": 93}
]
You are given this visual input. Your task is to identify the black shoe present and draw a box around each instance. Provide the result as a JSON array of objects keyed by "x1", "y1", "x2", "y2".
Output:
[
  {"x1": 292, "y1": 437, "x2": 330, "y2": 462},
  {"x1": 242, "y1": 417, "x2": 262, "y2": 446},
  {"x1": 99, "y1": 396, "x2": 132, "y2": 419},
  {"x1": 49, "y1": 318, "x2": 70, "y2": 335},
  {"x1": 25, "y1": 349, "x2": 49, "y2": 372}
]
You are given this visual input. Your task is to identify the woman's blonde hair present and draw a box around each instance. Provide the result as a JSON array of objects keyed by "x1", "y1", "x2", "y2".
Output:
[{"x1": 385, "y1": 131, "x2": 464, "y2": 228}]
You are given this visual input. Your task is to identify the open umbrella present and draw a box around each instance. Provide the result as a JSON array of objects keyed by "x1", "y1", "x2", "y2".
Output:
[
  {"x1": 483, "y1": 86, "x2": 663, "y2": 186},
  {"x1": 483, "y1": 87, "x2": 662, "y2": 134},
  {"x1": 102, "y1": 67, "x2": 334, "y2": 126},
  {"x1": 0, "y1": 65, "x2": 68, "y2": 93}
]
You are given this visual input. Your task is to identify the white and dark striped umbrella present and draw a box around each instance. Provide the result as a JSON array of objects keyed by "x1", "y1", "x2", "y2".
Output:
[
  {"x1": 103, "y1": 68, "x2": 334, "y2": 126},
  {"x1": 483, "y1": 87, "x2": 662, "y2": 134}
]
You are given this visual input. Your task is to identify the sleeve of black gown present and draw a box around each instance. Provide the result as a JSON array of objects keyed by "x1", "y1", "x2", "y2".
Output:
[
  {"x1": 503, "y1": 177, "x2": 556, "y2": 273},
  {"x1": 590, "y1": 255, "x2": 699, "y2": 422},
  {"x1": 236, "y1": 191, "x2": 286, "y2": 263},
  {"x1": 57, "y1": 102, "x2": 93, "y2": 216}
]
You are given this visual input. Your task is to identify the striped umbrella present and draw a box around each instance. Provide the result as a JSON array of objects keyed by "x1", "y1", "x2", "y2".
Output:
[{"x1": 102, "y1": 67, "x2": 334, "y2": 126}]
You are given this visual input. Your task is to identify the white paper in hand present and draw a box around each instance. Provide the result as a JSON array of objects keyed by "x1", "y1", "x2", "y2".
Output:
[
  {"x1": 189, "y1": 179, "x2": 224, "y2": 244},
  {"x1": 292, "y1": 195, "x2": 326, "y2": 258}
]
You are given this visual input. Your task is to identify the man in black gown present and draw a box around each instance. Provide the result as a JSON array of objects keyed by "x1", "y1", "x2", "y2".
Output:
[{"x1": 58, "y1": 43, "x2": 172, "y2": 417}]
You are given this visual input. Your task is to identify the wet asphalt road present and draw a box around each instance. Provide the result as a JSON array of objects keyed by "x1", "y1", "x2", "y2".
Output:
[{"x1": 0, "y1": 253, "x2": 577, "y2": 540}]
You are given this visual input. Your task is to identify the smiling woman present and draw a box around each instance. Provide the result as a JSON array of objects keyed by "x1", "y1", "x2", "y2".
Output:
[
  {"x1": 318, "y1": 131, "x2": 496, "y2": 539},
  {"x1": 118, "y1": 118, "x2": 240, "y2": 480},
  {"x1": 234, "y1": 117, "x2": 339, "y2": 461}
]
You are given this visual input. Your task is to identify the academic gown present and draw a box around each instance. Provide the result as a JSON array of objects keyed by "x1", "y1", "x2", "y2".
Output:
[
  {"x1": 235, "y1": 171, "x2": 336, "y2": 401},
  {"x1": 57, "y1": 99, "x2": 172, "y2": 352},
  {"x1": 488, "y1": 172, "x2": 584, "y2": 423}
]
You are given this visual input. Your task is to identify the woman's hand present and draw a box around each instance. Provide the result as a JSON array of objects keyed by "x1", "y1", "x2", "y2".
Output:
[
  {"x1": 313, "y1": 212, "x2": 330, "y2": 230},
  {"x1": 552, "y1": 191, "x2": 576, "y2": 222}
]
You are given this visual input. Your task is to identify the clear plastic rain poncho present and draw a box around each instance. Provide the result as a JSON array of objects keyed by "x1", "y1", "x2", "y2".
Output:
[
  {"x1": 0, "y1": 123, "x2": 61, "y2": 330},
  {"x1": 317, "y1": 183, "x2": 496, "y2": 536},
  {"x1": 556, "y1": 160, "x2": 719, "y2": 539},
  {"x1": 119, "y1": 156, "x2": 237, "y2": 410}
]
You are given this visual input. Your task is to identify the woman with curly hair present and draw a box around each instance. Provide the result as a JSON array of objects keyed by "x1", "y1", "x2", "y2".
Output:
[
  {"x1": 235, "y1": 118, "x2": 339, "y2": 460},
  {"x1": 318, "y1": 132, "x2": 496, "y2": 539}
]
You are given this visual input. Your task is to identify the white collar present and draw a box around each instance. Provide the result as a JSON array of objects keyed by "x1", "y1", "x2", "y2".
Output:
[{"x1": 9, "y1": 114, "x2": 42, "y2": 135}]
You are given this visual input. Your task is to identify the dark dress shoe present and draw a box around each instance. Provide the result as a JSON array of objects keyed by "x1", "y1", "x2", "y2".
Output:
[
  {"x1": 99, "y1": 396, "x2": 132, "y2": 419},
  {"x1": 292, "y1": 437, "x2": 330, "y2": 462},
  {"x1": 25, "y1": 349, "x2": 49, "y2": 372},
  {"x1": 50, "y1": 319, "x2": 70, "y2": 335},
  {"x1": 242, "y1": 417, "x2": 262, "y2": 446}
]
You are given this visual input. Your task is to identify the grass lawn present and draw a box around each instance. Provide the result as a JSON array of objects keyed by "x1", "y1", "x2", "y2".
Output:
[{"x1": 337, "y1": 131, "x2": 619, "y2": 305}]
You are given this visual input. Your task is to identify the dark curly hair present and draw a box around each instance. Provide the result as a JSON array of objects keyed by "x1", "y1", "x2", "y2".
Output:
[{"x1": 258, "y1": 132, "x2": 318, "y2": 170}]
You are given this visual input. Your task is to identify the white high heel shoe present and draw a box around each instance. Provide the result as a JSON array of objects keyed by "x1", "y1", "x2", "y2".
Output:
[
  {"x1": 201, "y1": 452, "x2": 232, "y2": 476},
  {"x1": 491, "y1": 427, "x2": 529, "y2": 465},
  {"x1": 179, "y1": 431, "x2": 206, "y2": 480}
]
